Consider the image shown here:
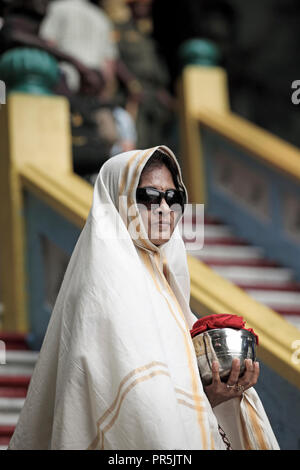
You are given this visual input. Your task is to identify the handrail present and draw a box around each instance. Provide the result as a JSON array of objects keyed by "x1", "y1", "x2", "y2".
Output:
[
  {"x1": 195, "y1": 109, "x2": 300, "y2": 183},
  {"x1": 0, "y1": 92, "x2": 82, "y2": 331},
  {"x1": 178, "y1": 66, "x2": 300, "y2": 203},
  {"x1": 17, "y1": 165, "x2": 300, "y2": 389},
  {"x1": 2, "y1": 90, "x2": 300, "y2": 391},
  {"x1": 188, "y1": 255, "x2": 300, "y2": 390},
  {"x1": 20, "y1": 164, "x2": 93, "y2": 229},
  {"x1": 178, "y1": 66, "x2": 300, "y2": 390},
  {"x1": 19, "y1": 161, "x2": 300, "y2": 390}
]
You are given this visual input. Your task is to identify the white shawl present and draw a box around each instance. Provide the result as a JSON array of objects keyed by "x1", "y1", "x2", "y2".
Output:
[{"x1": 8, "y1": 146, "x2": 279, "y2": 450}]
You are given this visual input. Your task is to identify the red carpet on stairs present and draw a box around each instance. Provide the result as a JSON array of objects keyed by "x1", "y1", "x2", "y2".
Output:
[
  {"x1": 183, "y1": 214, "x2": 300, "y2": 329},
  {"x1": 0, "y1": 333, "x2": 36, "y2": 450}
]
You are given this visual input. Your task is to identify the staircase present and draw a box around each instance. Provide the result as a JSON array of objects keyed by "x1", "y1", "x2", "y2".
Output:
[
  {"x1": 183, "y1": 214, "x2": 300, "y2": 330},
  {"x1": 0, "y1": 214, "x2": 299, "y2": 450},
  {"x1": 0, "y1": 334, "x2": 39, "y2": 450}
]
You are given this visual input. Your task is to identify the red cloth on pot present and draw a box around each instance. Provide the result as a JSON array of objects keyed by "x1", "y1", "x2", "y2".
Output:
[{"x1": 190, "y1": 314, "x2": 259, "y2": 344}]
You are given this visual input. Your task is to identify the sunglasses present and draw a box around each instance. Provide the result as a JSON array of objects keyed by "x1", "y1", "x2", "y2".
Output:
[{"x1": 136, "y1": 186, "x2": 186, "y2": 212}]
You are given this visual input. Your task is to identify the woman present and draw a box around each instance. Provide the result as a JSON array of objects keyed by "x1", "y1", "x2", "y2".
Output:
[{"x1": 8, "y1": 146, "x2": 279, "y2": 450}]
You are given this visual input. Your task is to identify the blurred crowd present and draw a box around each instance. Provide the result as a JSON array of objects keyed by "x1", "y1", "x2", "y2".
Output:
[
  {"x1": 0, "y1": 0, "x2": 176, "y2": 183},
  {"x1": 0, "y1": 0, "x2": 299, "y2": 183}
]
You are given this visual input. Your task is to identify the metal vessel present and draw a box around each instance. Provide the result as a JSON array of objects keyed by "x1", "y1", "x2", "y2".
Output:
[{"x1": 192, "y1": 328, "x2": 257, "y2": 385}]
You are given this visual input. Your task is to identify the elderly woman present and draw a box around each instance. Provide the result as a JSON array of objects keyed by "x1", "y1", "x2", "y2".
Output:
[{"x1": 8, "y1": 146, "x2": 278, "y2": 450}]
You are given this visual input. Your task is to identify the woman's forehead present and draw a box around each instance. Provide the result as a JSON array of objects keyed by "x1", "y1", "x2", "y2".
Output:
[{"x1": 138, "y1": 164, "x2": 176, "y2": 189}]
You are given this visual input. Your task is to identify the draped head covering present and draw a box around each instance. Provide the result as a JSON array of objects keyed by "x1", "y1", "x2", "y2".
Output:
[{"x1": 8, "y1": 146, "x2": 279, "y2": 450}]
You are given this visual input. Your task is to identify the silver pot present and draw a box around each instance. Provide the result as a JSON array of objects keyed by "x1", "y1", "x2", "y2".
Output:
[{"x1": 192, "y1": 328, "x2": 257, "y2": 386}]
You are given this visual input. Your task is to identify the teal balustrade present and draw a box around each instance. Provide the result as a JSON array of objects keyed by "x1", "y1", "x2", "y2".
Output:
[
  {"x1": 178, "y1": 39, "x2": 221, "y2": 68},
  {"x1": 0, "y1": 47, "x2": 59, "y2": 95},
  {"x1": 201, "y1": 126, "x2": 300, "y2": 279},
  {"x1": 24, "y1": 191, "x2": 81, "y2": 350}
]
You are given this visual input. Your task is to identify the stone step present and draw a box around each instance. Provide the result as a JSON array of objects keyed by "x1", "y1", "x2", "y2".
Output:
[
  {"x1": 211, "y1": 266, "x2": 295, "y2": 284},
  {"x1": 235, "y1": 281, "x2": 300, "y2": 292},
  {"x1": 246, "y1": 289, "x2": 300, "y2": 309},
  {"x1": 0, "y1": 397, "x2": 25, "y2": 412},
  {"x1": 189, "y1": 244, "x2": 265, "y2": 261},
  {"x1": 0, "y1": 333, "x2": 29, "y2": 351},
  {"x1": 4, "y1": 350, "x2": 39, "y2": 365},
  {"x1": 282, "y1": 315, "x2": 300, "y2": 329},
  {"x1": 0, "y1": 350, "x2": 38, "y2": 376},
  {"x1": 0, "y1": 412, "x2": 20, "y2": 426}
]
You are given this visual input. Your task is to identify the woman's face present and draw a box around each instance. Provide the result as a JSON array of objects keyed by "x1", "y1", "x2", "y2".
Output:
[{"x1": 137, "y1": 164, "x2": 177, "y2": 246}]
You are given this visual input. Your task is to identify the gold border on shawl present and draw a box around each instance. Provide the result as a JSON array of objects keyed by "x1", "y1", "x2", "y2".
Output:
[
  {"x1": 144, "y1": 250, "x2": 210, "y2": 449},
  {"x1": 88, "y1": 361, "x2": 169, "y2": 450},
  {"x1": 240, "y1": 409, "x2": 252, "y2": 450},
  {"x1": 155, "y1": 252, "x2": 216, "y2": 450},
  {"x1": 139, "y1": 249, "x2": 163, "y2": 294},
  {"x1": 119, "y1": 148, "x2": 154, "y2": 246},
  {"x1": 127, "y1": 148, "x2": 155, "y2": 250},
  {"x1": 99, "y1": 373, "x2": 207, "y2": 450},
  {"x1": 127, "y1": 148, "x2": 155, "y2": 199},
  {"x1": 245, "y1": 398, "x2": 269, "y2": 450},
  {"x1": 175, "y1": 387, "x2": 198, "y2": 401},
  {"x1": 100, "y1": 369, "x2": 171, "y2": 449},
  {"x1": 177, "y1": 398, "x2": 205, "y2": 412},
  {"x1": 117, "y1": 149, "x2": 211, "y2": 449},
  {"x1": 119, "y1": 150, "x2": 141, "y2": 196},
  {"x1": 90, "y1": 368, "x2": 172, "y2": 450}
]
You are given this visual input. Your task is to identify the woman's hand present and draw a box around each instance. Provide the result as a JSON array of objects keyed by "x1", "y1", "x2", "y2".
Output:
[{"x1": 204, "y1": 358, "x2": 259, "y2": 408}]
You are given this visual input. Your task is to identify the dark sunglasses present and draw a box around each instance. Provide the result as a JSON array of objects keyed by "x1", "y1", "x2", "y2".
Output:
[{"x1": 136, "y1": 186, "x2": 186, "y2": 212}]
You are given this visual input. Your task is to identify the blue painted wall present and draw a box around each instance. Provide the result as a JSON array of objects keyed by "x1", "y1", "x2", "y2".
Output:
[
  {"x1": 24, "y1": 191, "x2": 81, "y2": 350},
  {"x1": 202, "y1": 126, "x2": 300, "y2": 279},
  {"x1": 255, "y1": 361, "x2": 300, "y2": 449}
]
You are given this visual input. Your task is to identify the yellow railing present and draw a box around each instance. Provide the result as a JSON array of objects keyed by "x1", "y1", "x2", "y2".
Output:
[
  {"x1": 188, "y1": 256, "x2": 300, "y2": 389},
  {"x1": 20, "y1": 164, "x2": 92, "y2": 229},
  {"x1": 177, "y1": 65, "x2": 229, "y2": 203},
  {"x1": 178, "y1": 65, "x2": 300, "y2": 390},
  {"x1": 1, "y1": 87, "x2": 300, "y2": 390},
  {"x1": 0, "y1": 93, "x2": 93, "y2": 332},
  {"x1": 178, "y1": 65, "x2": 300, "y2": 203}
]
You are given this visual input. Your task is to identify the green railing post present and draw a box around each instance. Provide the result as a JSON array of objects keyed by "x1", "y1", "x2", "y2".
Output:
[
  {"x1": 178, "y1": 39, "x2": 221, "y2": 68},
  {"x1": 0, "y1": 47, "x2": 59, "y2": 95}
]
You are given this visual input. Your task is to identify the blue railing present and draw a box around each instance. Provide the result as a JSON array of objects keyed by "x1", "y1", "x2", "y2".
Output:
[
  {"x1": 24, "y1": 191, "x2": 81, "y2": 349},
  {"x1": 202, "y1": 125, "x2": 300, "y2": 278}
]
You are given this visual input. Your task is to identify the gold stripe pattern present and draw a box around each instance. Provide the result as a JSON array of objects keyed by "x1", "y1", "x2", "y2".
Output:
[
  {"x1": 246, "y1": 398, "x2": 269, "y2": 450},
  {"x1": 177, "y1": 398, "x2": 205, "y2": 412},
  {"x1": 105, "y1": 148, "x2": 211, "y2": 449},
  {"x1": 118, "y1": 150, "x2": 141, "y2": 229},
  {"x1": 240, "y1": 409, "x2": 252, "y2": 450},
  {"x1": 100, "y1": 369, "x2": 171, "y2": 449},
  {"x1": 240, "y1": 396, "x2": 269, "y2": 450},
  {"x1": 88, "y1": 361, "x2": 169, "y2": 450},
  {"x1": 88, "y1": 361, "x2": 204, "y2": 450},
  {"x1": 127, "y1": 148, "x2": 155, "y2": 250},
  {"x1": 119, "y1": 150, "x2": 141, "y2": 196},
  {"x1": 152, "y1": 252, "x2": 209, "y2": 447},
  {"x1": 146, "y1": 251, "x2": 210, "y2": 449}
]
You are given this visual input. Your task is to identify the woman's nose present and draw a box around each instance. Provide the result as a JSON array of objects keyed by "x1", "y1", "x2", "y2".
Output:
[{"x1": 157, "y1": 198, "x2": 171, "y2": 213}]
